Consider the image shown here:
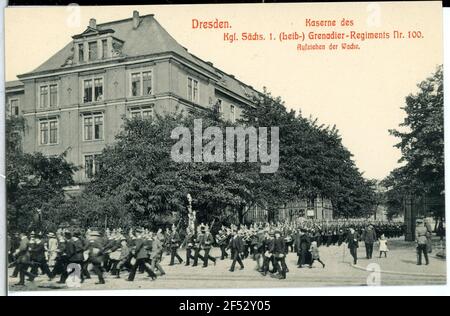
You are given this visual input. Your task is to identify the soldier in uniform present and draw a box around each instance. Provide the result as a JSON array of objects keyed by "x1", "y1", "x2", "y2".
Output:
[
  {"x1": 415, "y1": 218, "x2": 430, "y2": 266},
  {"x1": 169, "y1": 225, "x2": 183, "y2": 266},
  {"x1": 183, "y1": 228, "x2": 196, "y2": 266},
  {"x1": 151, "y1": 233, "x2": 166, "y2": 276},
  {"x1": 200, "y1": 225, "x2": 216, "y2": 268},
  {"x1": 14, "y1": 232, "x2": 35, "y2": 286},
  {"x1": 127, "y1": 230, "x2": 157, "y2": 281},
  {"x1": 29, "y1": 234, "x2": 53, "y2": 280},
  {"x1": 192, "y1": 226, "x2": 205, "y2": 267},
  {"x1": 260, "y1": 230, "x2": 275, "y2": 276},
  {"x1": 114, "y1": 237, "x2": 131, "y2": 278},
  {"x1": 52, "y1": 234, "x2": 68, "y2": 282},
  {"x1": 87, "y1": 230, "x2": 106, "y2": 284},
  {"x1": 271, "y1": 230, "x2": 288, "y2": 279},
  {"x1": 216, "y1": 228, "x2": 229, "y2": 260},
  {"x1": 59, "y1": 231, "x2": 85, "y2": 284}
]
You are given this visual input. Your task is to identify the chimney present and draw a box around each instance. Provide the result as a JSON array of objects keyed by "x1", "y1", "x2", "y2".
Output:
[
  {"x1": 133, "y1": 11, "x2": 140, "y2": 29},
  {"x1": 89, "y1": 18, "x2": 97, "y2": 29}
]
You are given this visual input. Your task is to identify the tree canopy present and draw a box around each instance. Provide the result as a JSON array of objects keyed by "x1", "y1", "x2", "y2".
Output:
[
  {"x1": 7, "y1": 90, "x2": 377, "y2": 231},
  {"x1": 382, "y1": 65, "x2": 444, "y2": 219},
  {"x1": 6, "y1": 116, "x2": 78, "y2": 232}
]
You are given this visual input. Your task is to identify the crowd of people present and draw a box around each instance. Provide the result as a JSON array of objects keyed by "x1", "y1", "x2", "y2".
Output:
[{"x1": 8, "y1": 220, "x2": 406, "y2": 287}]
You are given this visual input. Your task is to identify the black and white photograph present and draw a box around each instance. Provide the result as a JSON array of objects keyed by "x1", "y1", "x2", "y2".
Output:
[{"x1": 1, "y1": 1, "x2": 447, "y2": 295}]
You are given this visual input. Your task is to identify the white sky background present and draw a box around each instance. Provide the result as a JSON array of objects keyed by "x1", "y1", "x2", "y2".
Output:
[{"x1": 4, "y1": 2, "x2": 443, "y2": 180}]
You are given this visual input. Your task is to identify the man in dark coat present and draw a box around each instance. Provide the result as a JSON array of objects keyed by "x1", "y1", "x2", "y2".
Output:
[
  {"x1": 59, "y1": 231, "x2": 86, "y2": 284},
  {"x1": 29, "y1": 234, "x2": 53, "y2": 280},
  {"x1": 127, "y1": 231, "x2": 157, "y2": 281},
  {"x1": 361, "y1": 225, "x2": 377, "y2": 259},
  {"x1": 346, "y1": 227, "x2": 360, "y2": 265},
  {"x1": 229, "y1": 230, "x2": 244, "y2": 272},
  {"x1": 297, "y1": 230, "x2": 311, "y2": 268},
  {"x1": 261, "y1": 231, "x2": 275, "y2": 276},
  {"x1": 52, "y1": 235, "x2": 68, "y2": 281},
  {"x1": 271, "y1": 231, "x2": 288, "y2": 279},
  {"x1": 87, "y1": 231, "x2": 106, "y2": 284},
  {"x1": 14, "y1": 232, "x2": 36, "y2": 286}
]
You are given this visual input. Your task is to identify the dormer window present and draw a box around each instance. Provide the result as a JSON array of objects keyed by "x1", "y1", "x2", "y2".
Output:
[
  {"x1": 102, "y1": 40, "x2": 108, "y2": 59},
  {"x1": 78, "y1": 44, "x2": 84, "y2": 62},
  {"x1": 72, "y1": 18, "x2": 122, "y2": 64},
  {"x1": 88, "y1": 41, "x2": 98, "y2": 60}
]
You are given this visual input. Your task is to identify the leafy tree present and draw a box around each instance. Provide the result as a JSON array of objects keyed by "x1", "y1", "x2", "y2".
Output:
[
  {"x1": 241, "y1": 89, "x2": 376, "y2": 219},
  {"x1": 383, "y1": 66, "x2": 444, "y2": 219},
  {"x1": 6, "y1": 116, "x2": 78, "y2": 232}
]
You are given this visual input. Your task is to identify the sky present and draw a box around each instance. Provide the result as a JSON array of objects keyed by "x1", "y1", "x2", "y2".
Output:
[{"x1": 4, "y1": 2, "x2": 443, "y2": 180}]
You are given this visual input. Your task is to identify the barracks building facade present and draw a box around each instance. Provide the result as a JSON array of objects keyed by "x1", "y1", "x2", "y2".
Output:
[{"x1": 5, "y1": 11, "x2": 333, "y2": 221}]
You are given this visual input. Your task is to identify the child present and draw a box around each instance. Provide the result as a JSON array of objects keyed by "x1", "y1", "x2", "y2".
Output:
[
  {"x1": 378, "y1": 234, "x2": 389, "y2": 258},
  {"x1": 309, "y1": 241, "x2": 325, "y2": 269}
]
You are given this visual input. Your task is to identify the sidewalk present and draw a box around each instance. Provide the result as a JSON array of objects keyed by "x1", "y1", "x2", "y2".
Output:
[{"x1": 351, "y1": 238, "x2": 446, "y2": 277}]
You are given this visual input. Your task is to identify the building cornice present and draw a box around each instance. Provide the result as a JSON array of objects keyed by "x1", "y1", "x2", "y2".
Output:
[{"x1": 16, "y1": 52, "x2": 259, "y2": 106}]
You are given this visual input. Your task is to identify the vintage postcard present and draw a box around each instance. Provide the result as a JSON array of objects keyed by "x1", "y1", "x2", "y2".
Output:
[{"x1": 3, "y1": 1, "x2": 446, "y2": 294}]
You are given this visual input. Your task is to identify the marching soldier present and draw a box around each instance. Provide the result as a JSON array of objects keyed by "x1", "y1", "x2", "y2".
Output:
[
  {"x1": 14, "y1": 232, "x2": 35, "y2": 286},
  {"x1": 216, "y1": 228, "x2": 229, "y2": 260},
  {"x1": 271, "y1": 230, "x2": 288, "y2": 279},
  {"x1": 169, "y1": 225, "x2": 183, "y2": 266},
  {"x1": 192, "y1": 225, "x2": 205, "y2": 267},
  {"x1": 29, "y1": 234, "x2": 53, "y2": 280},
  {"x1": 59, "y1": 231, "x2": 85, "y2": 284},
  {"x1": 113, "y1": 236, "x2": 131, "y2": 278},
  {"x1": 183, "y1": 228, "x2": 196, "y2": 266},
  {"x1": 87, "y1": 230, "x2": 106, "y2": 284},
  {"x1": 127, "y1": 230, "x2": 157, "y2": 281},
  {"x1": 200, "y1": 225, "x2": 216, "y2": 268},
  {"x1": 261, "y1": 230, "x2": 275, "y2": 276},
  {"x1": 151, "y1": 233, "x2": 166, "y2": 276}
]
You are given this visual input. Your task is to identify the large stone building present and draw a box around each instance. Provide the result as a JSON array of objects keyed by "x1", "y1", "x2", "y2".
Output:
[
  {"x1": 6, "y1": 11, "x2": 258, "y2": 184},
  {"x1": 5, "y1": 11, "x2": 333, "y2": 221}
]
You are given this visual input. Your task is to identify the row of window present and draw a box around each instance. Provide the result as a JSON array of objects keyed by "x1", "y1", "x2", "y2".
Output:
[
  {"x1": 37, "y1": 73, "x2": 201, "y2": 108},
  {"x1": 38, "y1": 107, "x2": 153, "y2": 145}
]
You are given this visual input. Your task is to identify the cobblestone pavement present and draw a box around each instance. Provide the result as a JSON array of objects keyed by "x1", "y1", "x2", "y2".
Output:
[{"x1": 9, "y1": 238, "x2": 446, "y2": 293}]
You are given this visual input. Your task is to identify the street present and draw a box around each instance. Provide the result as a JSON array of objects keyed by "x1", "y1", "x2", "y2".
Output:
[{"x1": 9, "y1": 238, "x2": 446, "y2": 292}]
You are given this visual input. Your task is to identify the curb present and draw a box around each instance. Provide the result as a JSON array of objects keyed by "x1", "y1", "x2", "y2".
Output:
[{"x1": 350, "y1": 263, "x2": 446, "y2": 278}]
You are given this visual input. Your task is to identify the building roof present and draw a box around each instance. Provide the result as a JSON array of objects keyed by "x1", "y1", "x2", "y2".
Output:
[
  {"x1": 20, "y1": 13, "x2": 259, "y2": 102},
  {"x1": 5, "y1": 80, "x2": 24, "y2": 90}
]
